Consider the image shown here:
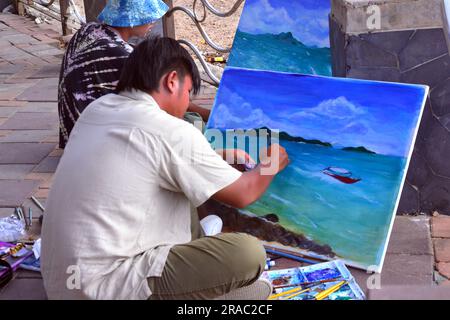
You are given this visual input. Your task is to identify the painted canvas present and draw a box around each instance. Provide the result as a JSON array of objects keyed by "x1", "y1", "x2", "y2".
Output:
[
  {"x1": 228, "y1": 0, "x2": 332, "y2": 76},
  {"x1": 205, "y1": 67, "x2": 428, "y2": 271}
]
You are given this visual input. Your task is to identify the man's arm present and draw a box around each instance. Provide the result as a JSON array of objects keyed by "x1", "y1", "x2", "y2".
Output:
[
  {"x1": 212, "y1": 144, "x2": 289, "y2": 209},
  {"x1": 188, "y1": 102, "x2": 211, "y2": 122}
]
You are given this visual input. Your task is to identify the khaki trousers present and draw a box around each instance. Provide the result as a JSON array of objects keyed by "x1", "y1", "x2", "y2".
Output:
[{"x1": 147, "y1": 207, "x2": 266, "y2": 300}]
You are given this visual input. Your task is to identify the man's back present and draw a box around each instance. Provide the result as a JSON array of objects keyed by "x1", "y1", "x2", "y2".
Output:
[{"x1": 43, "y1": 91, "x2": 236, "y2": 299}]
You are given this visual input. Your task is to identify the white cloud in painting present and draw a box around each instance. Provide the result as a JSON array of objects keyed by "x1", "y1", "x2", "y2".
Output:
[
  {"x1": 341, "y1": 121, "x2": 370, "y2": 135},
  {"x1": 239, "y1": 0, "x2": 330, "y2": 48},
  {"x1": 290, "y1": 96, "x2": 365, "y2": 121},
  {"x1": 212, "y1": 103, "x2": 272, "y2": 129}
]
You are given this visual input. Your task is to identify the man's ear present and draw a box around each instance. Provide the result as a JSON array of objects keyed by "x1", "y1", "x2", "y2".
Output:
[{"x1": 164, "y1": 70, "x2": 179, "y2": 94}]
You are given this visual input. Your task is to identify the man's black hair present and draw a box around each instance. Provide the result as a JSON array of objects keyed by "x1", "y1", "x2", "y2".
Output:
[{"x1": 117, "y1": 36, "x2": 201, "y2": 95}]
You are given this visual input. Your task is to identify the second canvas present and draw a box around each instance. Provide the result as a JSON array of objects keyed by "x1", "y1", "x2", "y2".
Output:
[
  {"x1": 206, "y1": 67, "x2": 428, "y2": 271},
  {"x1": 228, "y1": 0, "x2": 332, "y2": 76}
]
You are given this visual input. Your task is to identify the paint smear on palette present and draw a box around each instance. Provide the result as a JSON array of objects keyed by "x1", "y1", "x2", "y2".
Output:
[
  {"x1": 264, "y1": 268, "x2": 307, "y2": 287},
  {"x1": 303, "y1": 268, "x2": 341, "y2": 282}
]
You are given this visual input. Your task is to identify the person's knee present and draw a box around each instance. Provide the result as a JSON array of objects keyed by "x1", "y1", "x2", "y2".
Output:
[{"x1": 228, "y1": 233, "x2": 266, "y2": 278}]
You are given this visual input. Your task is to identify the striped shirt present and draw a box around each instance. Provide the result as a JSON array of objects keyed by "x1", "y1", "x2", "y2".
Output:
[{"x1": 58, "y1": 22, "x2": 133, "y2": 148}]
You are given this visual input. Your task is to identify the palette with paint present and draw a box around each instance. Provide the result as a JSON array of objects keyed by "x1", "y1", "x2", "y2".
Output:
[{"x1": 262, "y1": 260, "x2": 365, "y2": 300}]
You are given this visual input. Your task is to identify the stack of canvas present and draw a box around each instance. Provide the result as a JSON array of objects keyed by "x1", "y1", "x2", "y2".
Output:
[{"x1": 205, "y1": 0, "x2": 429, "y2": 272}]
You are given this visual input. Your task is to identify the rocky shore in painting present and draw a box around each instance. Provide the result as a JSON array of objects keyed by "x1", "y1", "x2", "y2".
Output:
[{"x1": 204, "y1": 200, "x2": 336, "y2": 258}]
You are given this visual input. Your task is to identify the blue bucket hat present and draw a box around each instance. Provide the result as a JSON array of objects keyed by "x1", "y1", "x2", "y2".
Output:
[{"x1": 98, "y1": 0, "x2": 169, "y2": 27}]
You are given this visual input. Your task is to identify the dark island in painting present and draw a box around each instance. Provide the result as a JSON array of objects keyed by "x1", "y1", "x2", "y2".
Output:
[{"x1": 206, "y1": 67, "x2": 428, "y2": 271}]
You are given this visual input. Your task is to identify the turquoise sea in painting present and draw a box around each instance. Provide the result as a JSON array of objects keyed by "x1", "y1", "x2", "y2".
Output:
[
  {"x1": 228, "y1": 0, "x2": 332, "y2": 76},
  {"x1": 228, "y1": 30, "x2": 331, "y2": 76},
  {"x1": 246, "y1": 141, "x2": 405, "y2": 267},
  {"x1": 206, "y1": 67, "x2": 428, "y2": 270}
]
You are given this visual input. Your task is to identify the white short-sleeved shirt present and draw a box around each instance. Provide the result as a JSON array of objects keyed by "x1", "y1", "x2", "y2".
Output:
[{"x1": 41, "y1": 90, "x2": 242, "y2": 300}]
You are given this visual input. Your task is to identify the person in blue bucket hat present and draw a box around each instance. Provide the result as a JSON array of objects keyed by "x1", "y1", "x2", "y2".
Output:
[
  {"x1": 58, "y1": 0, "x2": 211, "y2": 149},
  {"x1": 97, "y1": 0, "x2": 169, "y2": 27}
]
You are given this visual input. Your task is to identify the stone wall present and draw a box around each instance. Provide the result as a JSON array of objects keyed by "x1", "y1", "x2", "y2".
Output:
[{"x1": 330, "y1": 0, "x2": 450, "y2": 215}]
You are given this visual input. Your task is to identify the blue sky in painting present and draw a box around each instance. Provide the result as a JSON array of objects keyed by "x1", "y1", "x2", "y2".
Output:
[
  {"x1": 208, "y1": 68, "x2": 427, "y2": 157},
  {"x1": 238, "y1": 0, "x2": 330, "y2": 48}
]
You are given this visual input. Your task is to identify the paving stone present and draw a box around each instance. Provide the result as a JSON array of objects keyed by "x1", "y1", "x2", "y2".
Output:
[
  {"x1": 368, "y1": 285, "x2": 450, "y2": 300},
  {"x1": 0, "y1": 164, "x2": 34, "y2": 179},
  {"x1": 386, "y1": 216, "x2": 432, "y2": 255},
  {"x1": 0, "y1": 130, "x2": 56, "y2": 143},
  {"x1": 0, "y1": 30, "x2": 20, "y2": 39},
  {"x1": 435, "y1": 239, "x2": 450, "y2": 262},
  {"x1": 28, "y1": 64, "x2": 60, "y2": 79},
  {"x1": 432, "y1": 216, "x2": 450, "y2": 238},
  {"x1": 33, "y1": 188, "x2": 49, "y2": 199},
  {"x1": 0, "y1": 207, "x2": 15, "y2": 219},
  {"x1": 7, "y1": 34, "x2": 40, "y2": 45},
  {"x1": 437, "y1": 262, "x2": 450, "y2": 279},
  {"x1": 0, "y1": 143, "x2": 55, "y2": 164},
  {"x1": 0, "y1": 100, "x2": 26, "y2": 107},
  {"x1": 0, "y1": 83, "x2": 31, "y2": 100},
  {"x1": 0, "y1": 180, "x2": 39, "y2": 207},
  {"x1": 0, "y1": 106, "x2": 18, "y2": 117},
  {"x1": 32, "y1": 48, "x2": 63, "y2": 57},
  {"x1": 0, "y1": 62, "x2": 24, "y2": 74},
  {"x1": 16, "y1": 77, "x2": 58, "y2": 102},
  {"x1": 14, "y1": 56, "x2": 48, "y2": 67},
  {"x1": 37, "y1": 175, "x2": 54, "y2": 189},
  {"x1": 0, "y1": 130, "x2": 11, "y2": 137},
  {"x1": 0, "y1": 278, "x2": 47, "y2": 300},
  {"x1": 23, "y1": 217, "x2": 43, "y2": 239},
  {"x1": 31, "y1": 34, "x2": 59, "y2": 45},
  {"x1": 379, "y1": 253, "x2": 434, "y2": 286},
  {"x1": 21, "y1": 197, "x2": 46, "y2": 216},
  {"x1": 49, "y1": 148, "x2": 63, "y2": 157},
  {"x1": 25, "y1": 172, "x2": 53, "y2": 181},
  {"x1": 42, "y1": 135, "x2": 58, "y2": 143},
  {"x1": 434, "y1": 270, "x2": 448, "y2": 284},
  {"x1": 23, "y1": 43, "x2": 59, "y2": 54},
  {"x1": 41, "y1": 55, "x2": 63, "y2": 64},
  {"x1": 32, "y1": 156, "x2": 60, "y2": 173},
  {"x1": 5, "y1": 66, "x2": 41, "y2": 82},
  {"x1": 19, "y1": 102, "x2": 56, "y2": 113},
  {"x1": 0, "y1": 73, "x2": 10, "y2": 81},
  {"x1": 0, "y1": 112, "x2": 58, "y2": 130},
  {"x1": 5, "y1": 77, "x2": 45, "y2": 86},
  {"x1": 0, "y1": 45, "x2": 35, "y2": 62}
]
